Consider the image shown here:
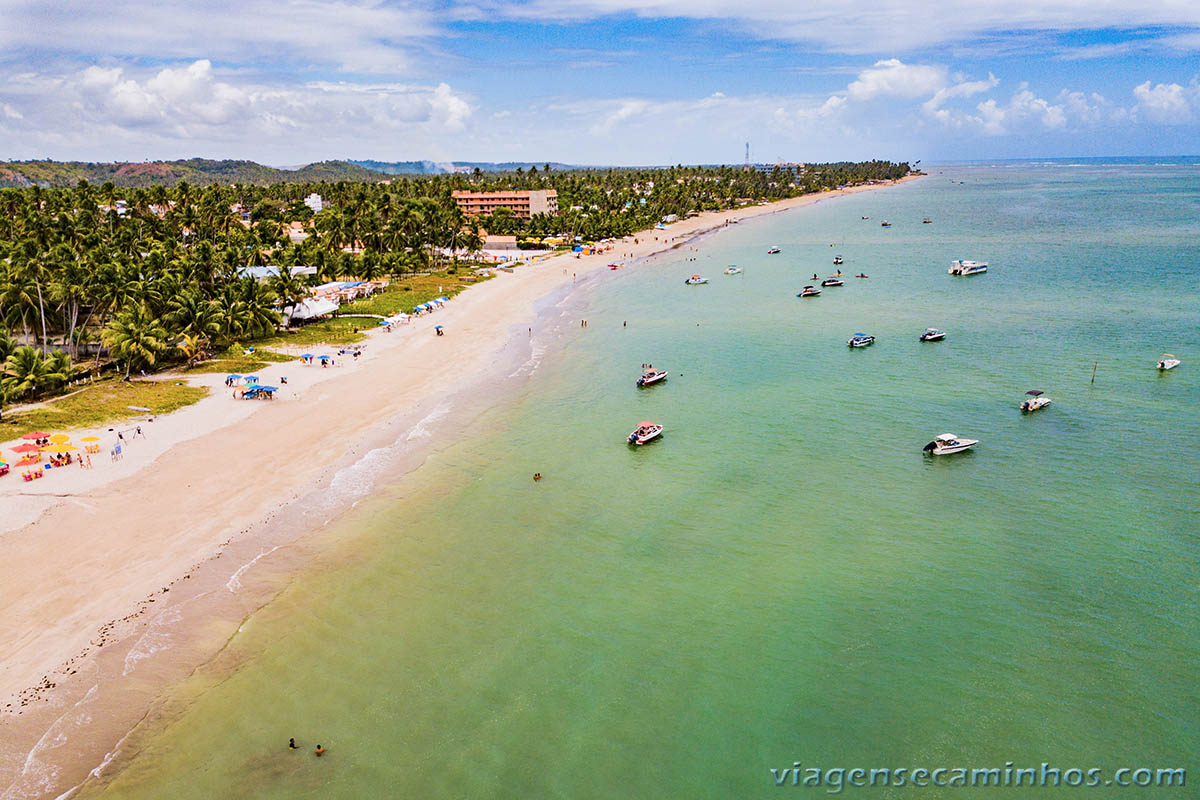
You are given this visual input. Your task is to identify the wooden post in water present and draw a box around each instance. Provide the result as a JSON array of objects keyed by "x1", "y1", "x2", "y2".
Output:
[{"x1": 1091, "y1": 361, "x2": 1098, "y2": 384}]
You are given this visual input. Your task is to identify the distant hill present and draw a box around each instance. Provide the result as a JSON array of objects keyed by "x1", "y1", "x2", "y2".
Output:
[
  {"x1": 349, "y1": 159, "x2": 582, "y2": 175},
  {"x1": 0, "y1": 159, "x2": 392, "y2": 188}
]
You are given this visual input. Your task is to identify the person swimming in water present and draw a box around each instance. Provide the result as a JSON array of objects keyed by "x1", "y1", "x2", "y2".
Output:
[
  {"x1": 289, "y1": 738, "x2": 299, "y2": 750},
  {"x1": 315, "y1": 745, "x2": 325, "y2": 757}
]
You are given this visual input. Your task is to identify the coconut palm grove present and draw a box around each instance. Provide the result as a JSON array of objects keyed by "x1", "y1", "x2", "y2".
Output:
[{"x1": 0, "y1": 160, "x2": 910, "y2": 410}]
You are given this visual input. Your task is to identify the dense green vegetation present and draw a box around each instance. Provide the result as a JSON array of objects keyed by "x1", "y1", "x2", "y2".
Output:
[
  {"x1": 0, "y1": 159, "x2": 390, "y2": 189},
  {"x1": 0, "y1": 160, "x2": 911, "y2": 419}
]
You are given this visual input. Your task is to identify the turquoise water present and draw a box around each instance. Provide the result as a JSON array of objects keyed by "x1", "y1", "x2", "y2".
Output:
[{"x1": 90, "y1": 164, "x2": 1198, "y2": 798}]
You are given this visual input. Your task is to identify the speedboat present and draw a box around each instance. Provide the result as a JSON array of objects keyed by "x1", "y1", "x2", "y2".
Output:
[
  {"x1": 684, "y1": 274, "x2": 708, "y2": 285},
  {"x1": 923, "y1": 433, "x2": 978, "y2": 455},
  {"x1": 861, "y1": 216, "x2": 869, "y2": 220},
  {"x1": 922, "y1": 218, "x2": 933, "y2": 224},
  {"x1": 949, "y1": 259, "x2": 988, "y2": 275},
  {"x1": 881, "y1": 221, "x2": 891, "y2": 227},
  {"x1": 821, "y1": 277, "x2": 844, "y2": 287},
  {"x1": 1157, "y1": 354, "x2": 1181, "y2": 370},
  {"x1": 1020, "y1": 389, "x2": 1051, "y2": 411},
  {"x1": 833, "y1": 255, "x2": 844, "y2": 265},
  {"x1": 767, "y1": 246, "x2": 781, "y2": 254},
  {"x1": 919, "y1": 328, "x2": 946, "y2": 341},
  {"x1": 847, "y1": 333, "x2": 875, "y2": 347},
  {"x1": 724, "y1": 266, "x2": 742, "y2": 275},
  {"x1": 797, "y1": 285, "x2": 821, "y2": 297},
  {"x1": 637, "y1": 369, "x2": 668, "y2": 387},
  {"x1": 628, "y1": 421, "x2": 663, "y2": 445}
]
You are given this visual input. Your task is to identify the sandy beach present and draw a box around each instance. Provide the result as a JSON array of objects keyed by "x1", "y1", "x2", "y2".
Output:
[{"x1": 0, "y1": 176, "x2": 919, "y2": 799}]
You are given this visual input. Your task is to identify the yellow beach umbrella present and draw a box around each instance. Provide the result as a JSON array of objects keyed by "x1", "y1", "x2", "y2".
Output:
[
  {"x1": 41, "y1": 443, "x2": 79, "y2": 453},
  {"x1": 49, "y1": 434, "x2": 71, "y2": 444},
  {"x1": 80, "y1": 436, "x2": 100, "y2": 442}
]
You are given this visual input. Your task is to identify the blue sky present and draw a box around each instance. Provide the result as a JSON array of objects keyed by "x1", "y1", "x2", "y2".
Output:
[{"x1": 1, "y1": 0, "x2": 1198, "y2": 164}]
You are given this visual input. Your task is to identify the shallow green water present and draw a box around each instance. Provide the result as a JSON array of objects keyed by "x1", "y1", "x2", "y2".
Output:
[{"x1": 92, "y1": 164, "x2": 1198, "y2": 798}]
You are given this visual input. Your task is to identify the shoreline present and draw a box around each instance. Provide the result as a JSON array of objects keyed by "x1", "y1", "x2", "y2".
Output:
[{"x1": 0, "y1": 175, "x2": 922, "y2": 799}]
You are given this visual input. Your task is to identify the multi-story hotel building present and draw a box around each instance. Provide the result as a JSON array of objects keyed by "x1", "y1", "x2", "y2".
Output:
[{"x1": 451, "y1": 189, "x2": 558, "y2": 218}]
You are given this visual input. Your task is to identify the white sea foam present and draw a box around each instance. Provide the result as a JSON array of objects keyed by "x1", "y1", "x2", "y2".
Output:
[
  {"x1": 122, "y1": 607, "x2": 182, "y2": 675},
  {"x1": 225, "y1": 546, "x2": 282, "y2": 594}
]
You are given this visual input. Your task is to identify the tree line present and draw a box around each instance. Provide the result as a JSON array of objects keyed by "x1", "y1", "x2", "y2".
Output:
[{"x1": 0, "y1": 160, "x2": 911, "y2": 409}]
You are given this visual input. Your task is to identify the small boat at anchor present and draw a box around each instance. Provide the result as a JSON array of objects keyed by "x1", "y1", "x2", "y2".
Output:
[
  {"x1": 798, "y1": 285, "x2": 821, "y2": 297},
  {"x1": 919, "y1": 328, "x2": 946, "y2": 342},
  {"x1": 847, "y1": 333, "x2": 875, "y2": 347},
  {"x1": 628, "y1": 421, "x2": 663, "y2": 445},
  {"x1": 821, "y1": 277, "x2": 844, "y2": 287},
  {"x1": 949, "y1": 259, "x2": 988, "y2": 275},
  {"x1": 724, "y1": 266, "x2": 742, "y2": 275},
  {"x1": 684, "y1": 274, "x2": 709, "y2": 285},
  {"x1": 922, "y1": 218, "x2": 933, "y2": 224},
  {"x1": 1157, "y1": 354, "x2": 1181, "y2": 370},
  {"x1": 767, "y1": 246, "x2": 781, "y2": 254},
  {"x1": 1020, "y1": 389, "x2": 1051, "y2": 412},
  {"x1": 833, "y1": 255, "x2": 844, "y2": 265},
  {"x1": 923, "y1": 433, "x2": 978, "y2": 455},
  {"x1": 637, "y1": 369, "x2": 668, "y2": 387},
  {"x1": 881, "y1": 221, "x2": 892, "y2": 227}
]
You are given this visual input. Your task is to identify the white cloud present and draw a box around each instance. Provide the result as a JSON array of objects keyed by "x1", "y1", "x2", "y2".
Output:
[
  {"x1": 0, "y1": 0, "x2": 436, "y2": 74},
  {"x1": 847, "y1": 59, "x2": 947, "y2": 101},
  {"x1": 482, "y1": 0, "x2": 1200, "y2": 55},
  {"x1": 922, "y1": 74, "x2": 1000, "y2": 113},
  {"x1": 0, "y1": 60, "x2": 474, "y2": 160},
  {"x1": 1131, "y1": 80, "x2": 1199, "y2": 124}
]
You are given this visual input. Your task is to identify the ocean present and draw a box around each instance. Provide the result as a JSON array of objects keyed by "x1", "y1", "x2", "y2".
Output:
[{"x1": 82, "y1": 162, "x2": 1199, "y2": 798}]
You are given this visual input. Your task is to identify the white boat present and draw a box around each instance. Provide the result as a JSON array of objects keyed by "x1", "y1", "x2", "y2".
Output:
[
  {"x1": 724, "y1": 266, "x2": 742, "y2": 275},
  {"x1": 684, "y1": 274, "x2": 708, "y2": 285},
  {"x1": 767, "y1": 246, "x2": 781, "y2": 254},
  {"x1": 923, "y1": 433, "x2": 978, "y2": 455},
  {"x1": 637, "y1": 369, "x2": 668, "y2": 387},
  {"x1": 1157, "y1": 354, "x2": 1181, "y2": 370},
  {"x1": 922, "y1": 217, "x2": 933, "y2": 224},
  {"x1": 833, "y1": 255, "x2": 844, "y2": 265},
  {"x1": 628, "y1": 421, "x2": 663, "y2": 445},
  {"x1": 847, "y1": 333, "x2": 875, "y2": 347},
  {"x1": 949, "y1": 259, "x2": 988, "y2": 275},
  {"x1": 919, "y1": 328, "x2": 946, "y2": 342},
  {"x1": 821, "y1": 277, "x2": 844, "y2": 287},
  {"x1": 1020, "y1": 389, "x2": 1052, "y2": 412},
  {"x1": 881, "y1": 221, "x2": 891, "y2": 227},
  {"x1": 797, "y1": 285, "x2": 821, "y2": 297}
]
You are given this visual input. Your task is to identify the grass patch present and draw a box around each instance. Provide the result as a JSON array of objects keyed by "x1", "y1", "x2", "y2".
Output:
[
  {"x1": 3, "y1": 379, "x2": 209, "y2": 439},
  {"x1": 185, "y1": 345, "x2": 295, "y2": 374},
  {"x1": 255, "y1": 268, "x2": 491, "y2": 348}
]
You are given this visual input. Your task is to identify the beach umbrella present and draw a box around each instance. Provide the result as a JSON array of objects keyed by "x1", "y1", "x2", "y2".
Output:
[
  {"x1": 12, "y1": 443, "x2": 42, "y2": 453},
  {"x1": 435, "y1": 325, "x2": 444, "y2": 330},
  {"x1": 300, "y1": 354, "x2": 313, "y2": 359},
  {"x1": 41, "y1": 443, "x2": 79, "y2": 453},
  {"x1": 21, "y1": 431, "x2": 51, "y2": 440},
  {"x1": 49, "y1": 434, "x2": 71, "y2": 444},
  {"x1": 80, "y1": 436, "x2": 100, "y2": 442}
]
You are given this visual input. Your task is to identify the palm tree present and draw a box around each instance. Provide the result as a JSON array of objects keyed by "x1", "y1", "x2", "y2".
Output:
[
  {"x1": 2, "y1": 345, "x2": 55, "y2": 398},
  {"x1": 102, "y1": 305, "x2": 168, "y2": 379}
]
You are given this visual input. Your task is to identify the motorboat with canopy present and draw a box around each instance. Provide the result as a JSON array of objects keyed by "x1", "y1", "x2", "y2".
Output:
[
  {"x1": 1020, "y1": 389, "x2": 1051, "y2": 411},
  {"x1": 923, "y1": 433, "x2": 978, "y2": 455}
]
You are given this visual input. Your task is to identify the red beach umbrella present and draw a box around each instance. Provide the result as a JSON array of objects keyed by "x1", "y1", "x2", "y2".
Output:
[
  {"x1": 21, "y1": 431, "x2": 52, "y2": 440},
  {"x1": 12, "y1": 443, "x2": 42, "y2": 453}
]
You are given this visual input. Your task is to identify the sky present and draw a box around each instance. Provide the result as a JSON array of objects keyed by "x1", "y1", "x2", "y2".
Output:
[{"x1": 1, "y1": 0, "x2": 1198, "y2": 165}]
